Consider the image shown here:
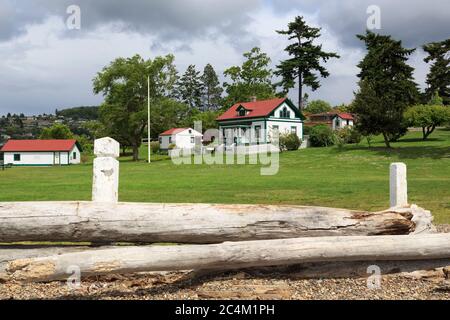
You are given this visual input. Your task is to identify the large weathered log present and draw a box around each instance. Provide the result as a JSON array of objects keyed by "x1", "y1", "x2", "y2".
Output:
[
  {"x1": 3, "y1": 233, "x2": 449, "y2": 282},
  {"x1": 0, "y1": 202, "x2": 434, "y2": 243}
]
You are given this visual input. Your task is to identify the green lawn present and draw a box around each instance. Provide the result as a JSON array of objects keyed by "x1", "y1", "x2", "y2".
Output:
[{"x1": 1, "y1": 129, "x2": 449, "y2": 224}]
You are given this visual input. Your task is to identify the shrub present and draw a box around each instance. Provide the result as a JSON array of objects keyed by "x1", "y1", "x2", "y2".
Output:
[
  {"x1": 303, "y1": 125, "x2": 312, "y2": 136},
  {"x1": 309, "y1": 125, "x2": 335, "y2": 147},
  {"x1": 150, "y1": 141, "x2": 160, "y2": 154},
  {"x1": 279, "y1": 133, "x2": 301, "y2": 151},
  {"x1": 80, "y1": 154, "x2": 90, "y2": 164},
  {"x1": 335, "y1": 127, "x2": 362, "y2": 145},
  {"x1": 168, "y1": 143, "x2": 177, "y2": 150}
]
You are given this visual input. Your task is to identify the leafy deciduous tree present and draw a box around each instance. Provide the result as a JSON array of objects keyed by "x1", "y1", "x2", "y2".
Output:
[
  {"x1": 93, "y1": 54, "x2": 178, "y2": 161},
  {"x1": 223, "y1": 47, "x2": 277, "y2": 108},
  {"x1": 304, "y1": 99, "x2": 332, "y2": 114}
]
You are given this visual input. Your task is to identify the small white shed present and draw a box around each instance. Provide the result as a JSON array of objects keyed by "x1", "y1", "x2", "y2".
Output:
[
  {"x1": 159, "y1": 128, "x2": 203, "y2": 150},
  {"x1": 0, "y1": 139, "x2": 82, "y2": 166}
]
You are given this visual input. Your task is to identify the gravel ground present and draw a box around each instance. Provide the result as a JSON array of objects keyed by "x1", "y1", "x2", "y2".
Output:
[
  {"x1": 1, "y1": 225, "x2": 449, "y2": 300},
  {"x1": 0, "y1": 271, "x2": 449, "y2": 300}
]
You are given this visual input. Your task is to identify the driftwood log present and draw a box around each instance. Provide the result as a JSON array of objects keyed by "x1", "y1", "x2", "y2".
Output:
[
  {"x1": 0, "y1": 202, "x2": 434, "y2": 243},
  {"x1": 2, "y1": 233, "x2": 449, "y2": 282}
]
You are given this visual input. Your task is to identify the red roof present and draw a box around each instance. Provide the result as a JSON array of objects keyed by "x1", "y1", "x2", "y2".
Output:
[
  {"x1": 0, "y1": 140, "x2": 78, "y2": 152},
  {"x1": 159, "y1": 128, "x2": 189, "y2": 136},
  {"x1": 336, "y1": 113, "x2": 354, "y2": 120},
  {"x1": 217, "y1": 98, "x2": 288, "y2": 121},
  {"x1": 308, "y1": 112, "x2": 355, "y2": 121}
]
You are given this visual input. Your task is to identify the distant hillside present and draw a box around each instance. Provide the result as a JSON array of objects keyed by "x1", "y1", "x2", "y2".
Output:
[{"x1": 56, "y1": 106, "x2": 99, "y2": 120}]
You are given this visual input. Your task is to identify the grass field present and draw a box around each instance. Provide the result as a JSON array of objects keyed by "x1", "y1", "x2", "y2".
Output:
[{"x1": 1, "y1": 129, "x2": 449, "y2": 224}]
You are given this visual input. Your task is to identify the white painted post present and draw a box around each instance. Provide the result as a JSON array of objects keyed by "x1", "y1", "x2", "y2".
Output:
[
  {"x1": 92, "y1": 137, "x2": 120, "y2": 203},
  {"x1": 390, "y1": 162, "x2": 408, "y2": 208}
]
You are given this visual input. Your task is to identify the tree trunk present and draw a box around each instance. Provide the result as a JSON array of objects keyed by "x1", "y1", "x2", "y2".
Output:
[
  {"x1": 132, "y1": 144, "x2": 139, "y2": 161},
  {"x1": 382, "y1": 132, "x2": 391, "y2": 148},
  {"x1": 0, "y1": 202, "x2": 434, "y2": 244},
  {"x1": 3, "y1": 233, "x2": 449, "y2": 282},
  {"x1": 298, "y1": 70, "x2": 303, "y2": 111},
  {"x1": 423, "y1": 126, "x2": 435, "y2": 140}
]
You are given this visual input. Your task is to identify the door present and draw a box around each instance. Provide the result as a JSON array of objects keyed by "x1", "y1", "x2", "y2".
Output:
[{"x1": 54, "y1": 152, "x2": 60, "y2": 165}]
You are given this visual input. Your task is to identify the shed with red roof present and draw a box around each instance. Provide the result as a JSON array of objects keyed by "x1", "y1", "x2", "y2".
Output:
[
  {"x1": 0, "y1": 139, "x2": 82, "y2": 166},
  {"x1": 158, "y1": 128, "x2": 202, "y2": 150}
]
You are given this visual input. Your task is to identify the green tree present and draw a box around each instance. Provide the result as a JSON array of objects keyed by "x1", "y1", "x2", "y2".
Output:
[
  {"x1": 40, "y1": 123, "x2": 74, "y2": 140},
  {"x1": 423, "y1": 39, "x2": 450, "y2": 105},
  {"x1": 150, "y1": 97, "x2": 190, "y2": 138},
  {"x1": 429, "y1": 90, "x2": 444, "y2": 105},
  {"x1": 201, "y1": 64, "x2": 223, "y2": 111},
  {"x1": 177, "y1": 65, "x2": 203, "y2": 111},
  {"x1": 404, "y1": 101, "x2": 450, "y2": 140},
  {"x1": 304, "y1": 99, "x2": 332, "y2": 114},
  {"x1": 275, "y1": 16, "x2": 340, "y2": 110},
  {"x1": 353, "y1": 31, "x2": 419, "y2": 148},
  {"x1": 223, "y1": 47, "x2": 276, "y2": 108},
  {"x1": 191, "y1": 110, "x2": 221, "y2": 132},
  {"x1": 93, "y1": 54, "x2": 178, "y2": 161}
]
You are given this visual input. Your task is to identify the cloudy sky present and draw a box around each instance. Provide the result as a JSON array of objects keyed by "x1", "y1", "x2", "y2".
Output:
[{"x1": 0, "y1": 0, "x2": 449, "y2": 115}]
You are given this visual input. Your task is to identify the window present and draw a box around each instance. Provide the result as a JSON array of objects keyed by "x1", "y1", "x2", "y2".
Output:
[
  {"x1": 291, "y1": 126, "x2": 297, "y2": 135},
  {"x1": 191, "y1": 137, "x2": 195, "y2": 144},
  {"x1": 346, "y1": 120, "x2": 350, "y2": 126},
  {"x1": 14, "y1": 154, "x2": 21, "y2": 161},
  {"x1": 272, "y1": 125, "x2": 279, "y2": 133},
  {"x1": 336, "y1": 118, "x2": 340, "y2": 127},
  {"x1": 73, "y1": 152, "x2": 77, "y2": 160},
  {"x1": 159, "y1": 137, "x2": 162, "y2": 144},
  {"x1": 169, "y1": 137, "x2": 172, "y2": 144},
  {"x1": 280, "y1": 107, "x2": 291, "y2": 118},
  {"x1": 255, "y1": 126, "x2": 261, "y2": 139},
  {"x1": 238, "y1": 108, "x2": 246, "y2": 116},
  {"x1": 0, "y1": 153, "x2": 3, "y2": 161},
  {"x1": 189, "y1": 129, "x2": 192, "y2": 134}
]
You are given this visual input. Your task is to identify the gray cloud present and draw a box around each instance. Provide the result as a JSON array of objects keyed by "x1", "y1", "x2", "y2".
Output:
[
  {"x1": 270, "y1": 0, "x2": 450, "y2": 49},
  {"x1": 0, "y1": 0, "x2": 448, "y2": 115},
  {"x1": 0, "y1": 0, "x2": 262, "y2": 43}
]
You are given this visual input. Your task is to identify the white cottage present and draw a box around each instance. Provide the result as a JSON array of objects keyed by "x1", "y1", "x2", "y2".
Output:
[
  {"x1": 217, "y1": 97, "x2": 304, "y2": 145},
  {"x1": 159, "y1": 128, "x2": 203, "y2": 150},
  {"x1": 0, "y1": 139, "x2": 82, "y2": 166}
]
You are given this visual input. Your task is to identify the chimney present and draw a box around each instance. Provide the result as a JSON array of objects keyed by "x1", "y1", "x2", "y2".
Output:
[{"x1": 250, "y1": 96, "x2": 257, "y2": 102}]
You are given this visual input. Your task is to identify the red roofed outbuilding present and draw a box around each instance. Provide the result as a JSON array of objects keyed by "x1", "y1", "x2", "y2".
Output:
[{"x1": 0, "y1": 139, "x2": 82, "y2": 166}]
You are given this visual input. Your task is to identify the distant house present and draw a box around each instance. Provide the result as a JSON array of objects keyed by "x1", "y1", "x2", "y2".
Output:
[
  {"x1": 0, "y1": 139, "x2": 82, "y2": 166},
  {"x1": 217, "y1": 97, "x2": 304, "y2": 145},
  {"x1": 306, "y1": 112, "x2": 355, "y2": 130},
  {"x1": 159, "y1": 128, "x2": 203, "y2": 150}
]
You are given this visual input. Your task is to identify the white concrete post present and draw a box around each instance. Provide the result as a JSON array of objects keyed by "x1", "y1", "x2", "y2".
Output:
[
  {"x1": 92, "y1": 137, "x2": 120, "y2": 203},
  {"x1": 390, "y1": 162, "x2": 408, "y2": 208}
]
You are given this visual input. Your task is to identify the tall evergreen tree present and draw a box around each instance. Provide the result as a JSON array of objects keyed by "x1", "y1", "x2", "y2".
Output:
[
  {"x1": 275, "y1": 16, "x2": 340, "y2": 110},
  {"x1": 223, "y1": 47, "x2": 276, "y2": 107},
  {"x1": 423, "y1": 39, "x2": 450, "y2": 105},
  {"x1": 176, "y1": 65, "x2": 204, "y2": 110},
  {"x1": 353, "y1": 31, "x2": 419, "y2": 148},
  {"x1": 201, "y1": 64, "x2": 223, "y2": 111}
]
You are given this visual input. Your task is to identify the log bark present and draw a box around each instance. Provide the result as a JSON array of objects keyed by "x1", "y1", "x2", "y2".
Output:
[
  {"x1": 3, "y1": 233, "x2": 449, "y2": 282},
  {"x1": 0, "y1": 202, "x2": 434, "y2": 243}
]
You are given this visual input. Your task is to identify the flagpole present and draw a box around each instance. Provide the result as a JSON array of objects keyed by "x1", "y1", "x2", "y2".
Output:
[{"x1": 147, "y1": 74, "x2": 151, "y2": 164}]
